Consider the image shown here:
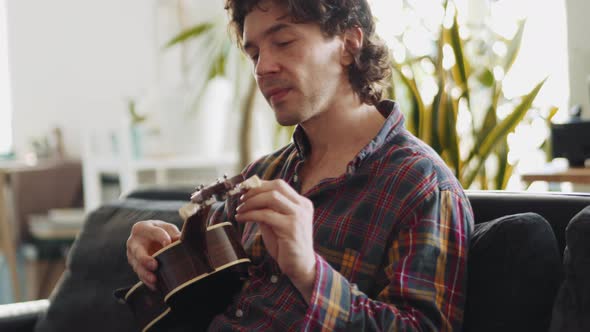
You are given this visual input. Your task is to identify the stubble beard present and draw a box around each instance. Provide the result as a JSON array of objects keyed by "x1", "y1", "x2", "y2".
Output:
[
  {"x1": 271, "y1": 90, "x2": 324, "y2": 127},
  {"x1": 273, "y1": 104, "x2": 303, "y2": 127}
]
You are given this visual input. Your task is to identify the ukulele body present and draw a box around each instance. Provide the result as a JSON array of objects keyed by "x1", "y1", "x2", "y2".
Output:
[
  {"x1": 120, "y1": 222, "x2": 250, "y2": 331},
  {"x1": 116, "y1": 174, "x2": 262, "y2": 332}
]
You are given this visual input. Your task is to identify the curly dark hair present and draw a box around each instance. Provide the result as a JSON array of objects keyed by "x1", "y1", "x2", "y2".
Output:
[{"x1": 224, "y1": 0, "x2": 391, "y2": 106}]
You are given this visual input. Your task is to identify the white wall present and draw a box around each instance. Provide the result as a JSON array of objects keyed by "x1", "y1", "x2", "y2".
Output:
[
  {"x1": 566, "y1": 0, "x2": 590, "y2": 117},
  {"x1": 5, "y1": 0, "x2": 224, "y2": 159},
  {"x1": 6, "y1": 0, "x2": 157, "y2": 158},
  {"x1": 0, "y1": 0, "x2": 12, "y2": 154}
]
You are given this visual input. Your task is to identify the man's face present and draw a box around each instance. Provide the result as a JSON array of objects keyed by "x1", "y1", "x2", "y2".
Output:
[{"x1": 243, "y1": 1, "x2": 349, "y2": 126}]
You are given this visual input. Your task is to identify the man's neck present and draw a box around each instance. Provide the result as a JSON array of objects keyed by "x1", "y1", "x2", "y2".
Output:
[{"x1": 300, "y1": 95, "x2": 385, "y2": 162}]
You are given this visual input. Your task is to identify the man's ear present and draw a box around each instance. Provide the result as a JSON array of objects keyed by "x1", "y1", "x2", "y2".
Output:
[{"x1": 341, "y1": 26, "x2": 363, "y2": 66}]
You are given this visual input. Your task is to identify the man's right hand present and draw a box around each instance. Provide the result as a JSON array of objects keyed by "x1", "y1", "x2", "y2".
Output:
[{"x1": 126, "y1": 220, "x2": 181, "y2": 290}]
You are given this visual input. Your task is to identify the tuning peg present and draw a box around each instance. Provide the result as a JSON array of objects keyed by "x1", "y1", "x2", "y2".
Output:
[{"x1": 223, "y1": 174, "x2": 228, "y2": 180}]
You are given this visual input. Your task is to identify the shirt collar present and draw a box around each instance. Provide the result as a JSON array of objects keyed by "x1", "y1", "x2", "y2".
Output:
[{"x1": 291, "y1": 100, "x2": 405, "y2": 165}]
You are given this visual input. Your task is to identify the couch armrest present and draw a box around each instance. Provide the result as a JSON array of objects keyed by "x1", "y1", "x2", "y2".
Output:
[{"x1": 0, "y1": 299, "x2": 49, "y2": 332}]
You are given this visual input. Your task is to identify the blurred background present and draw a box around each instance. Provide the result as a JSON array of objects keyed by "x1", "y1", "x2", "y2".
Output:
[{"x1": 0, "y1": 0, "x2": 588, "y2": 304}]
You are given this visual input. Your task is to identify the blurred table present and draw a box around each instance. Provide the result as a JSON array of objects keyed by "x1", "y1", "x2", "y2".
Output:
[
  {"x1": 0, "y1": 159, "x2": 83, "y2": 302},
  {"x1": 521, "y1": 167, "x2": 590, "y2": 185},
  {"x1": 0, "y1": 168, "x2": 20, "y2": 301},
  {"x1": 24, "y1": 237, "x2": 75, "y2": 300}
]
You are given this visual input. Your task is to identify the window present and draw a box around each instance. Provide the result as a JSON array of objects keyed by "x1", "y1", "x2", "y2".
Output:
[
  {"x1": 0, "y1": 0, "x2": 13, "y2": 155},
  {"x1": 370, "y1": 0, "x2": 570, "y2": 190}
]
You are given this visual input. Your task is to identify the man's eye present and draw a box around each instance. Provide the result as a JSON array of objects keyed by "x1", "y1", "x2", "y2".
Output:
[{"x1": 276, "y1": 40, "x2": 294, "y2": 47}]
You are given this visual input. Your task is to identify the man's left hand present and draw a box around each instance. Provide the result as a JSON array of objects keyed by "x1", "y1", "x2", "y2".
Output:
[{"x1": 235, "y1": 179, "x2": 316, "y2": 303}]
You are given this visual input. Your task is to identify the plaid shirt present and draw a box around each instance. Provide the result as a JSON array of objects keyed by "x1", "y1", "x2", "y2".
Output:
[{"x1": 207, "y1": 100, "x2": 474, "y2": 331}]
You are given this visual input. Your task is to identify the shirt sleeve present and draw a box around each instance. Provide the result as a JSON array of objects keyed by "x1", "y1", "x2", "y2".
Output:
[{"x1": 303, "y1": 189, "x2": 473, "y2": 331}]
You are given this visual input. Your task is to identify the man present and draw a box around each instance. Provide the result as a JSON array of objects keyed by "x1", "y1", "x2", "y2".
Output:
[{"x1": 126, "y1": 0, "x2": 474, "y2": 330}]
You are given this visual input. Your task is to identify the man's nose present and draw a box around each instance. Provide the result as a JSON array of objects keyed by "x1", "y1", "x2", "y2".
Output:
[{"x1": 255, "y1": 49, "x2": 280, "y2": 77}]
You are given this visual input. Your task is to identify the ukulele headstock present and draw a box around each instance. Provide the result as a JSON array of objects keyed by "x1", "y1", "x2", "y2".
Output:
[
  {"x1": 179, "y1": 175, "x2": 261, "y2": 222},
  {"x1": 190, "y1": 174, "x2": 246, "y2": 206}
]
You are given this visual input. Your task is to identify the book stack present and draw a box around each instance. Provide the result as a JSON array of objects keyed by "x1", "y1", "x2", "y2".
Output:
[{"x1": 28, "y1": 208, "x2": 86, "y2": 240}]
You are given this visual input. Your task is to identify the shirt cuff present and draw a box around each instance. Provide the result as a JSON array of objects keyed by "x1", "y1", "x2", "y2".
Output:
[{"x1": 304, "y1": 253, "x2": 351, "y2": 331}]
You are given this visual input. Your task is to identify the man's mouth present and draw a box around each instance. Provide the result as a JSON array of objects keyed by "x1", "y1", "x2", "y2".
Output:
[{"x1": 265, "y1": 88, "x2": 291, "y2": 104}]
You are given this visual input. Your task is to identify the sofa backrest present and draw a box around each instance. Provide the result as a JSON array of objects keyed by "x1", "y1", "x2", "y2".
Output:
[
  {"x1": 126, "y1": 188, "x2": 590, "y2": 257},
  {"x1": 466, "y1": 190, "x2": 590, "y2": 256}
]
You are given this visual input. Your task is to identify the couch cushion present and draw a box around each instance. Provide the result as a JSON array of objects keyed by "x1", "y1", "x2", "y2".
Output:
[
  {"x1": 463, "y1": 213, "x2": 562, "y2": 332},
  {"x1": 34, "y1": 199, "x2": 186, "y2": 332},
  {"x1": 549, "y1": 205, "x2": 590, "y2": 332},
  {"x1": 466, "y1": 191, "x2": 590, "y2": 258}
]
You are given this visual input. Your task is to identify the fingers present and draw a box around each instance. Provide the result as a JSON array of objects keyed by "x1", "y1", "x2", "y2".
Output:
[
  {"x1": 126, "y1": 220, "x2": 180, "y2": 290},
  {"x1": 236, "y1": 179, "x2": 313, "y2": 228},
  {"x1": 143, "y1": 221, "x2": 180, "y2": 247},
  {"x1": 237, "y1": 189, "x2": 296, "y2": 215},
  {"x1": 126, "y1": 238, "x2": 157, "y2": 289},
  {"x1": 157, "y1": 222, "x2": 181, "y2": 242},
  {"x1": 235, "y1": 208, "x2": 284, "y2": 228},
  {"x1": 241, "y1": 179, "x2": 300, "y2": 203},
  {"x1": 136, "y1": 264, "x2": 157, "y2": 290}
]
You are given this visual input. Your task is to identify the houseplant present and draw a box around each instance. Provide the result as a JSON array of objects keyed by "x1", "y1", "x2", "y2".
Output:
[
  {"x1": 386, "y1": 0, "x2": 554, "y2": 189},
  {"x1": 165, "y1": 14, "x2": 258, "y2": 170}
]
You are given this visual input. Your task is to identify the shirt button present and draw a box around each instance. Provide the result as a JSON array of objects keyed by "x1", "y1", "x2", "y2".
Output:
[
  {"x1": 235, "y1": 309, "x2": 244, "y2": 318},
  {"x1": 270, "y1": 275, "x2": 279, "y2": 284}
]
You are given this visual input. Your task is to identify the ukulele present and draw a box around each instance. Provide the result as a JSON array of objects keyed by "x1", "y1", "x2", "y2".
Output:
[{"x1": 115, "y1": 174, "x2": 262, "y2": 332}]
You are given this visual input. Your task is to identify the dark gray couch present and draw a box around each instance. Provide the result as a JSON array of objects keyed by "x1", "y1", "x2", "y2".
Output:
[{"x1": 1, "y1": 189, "x2": 589, "y2": 332}]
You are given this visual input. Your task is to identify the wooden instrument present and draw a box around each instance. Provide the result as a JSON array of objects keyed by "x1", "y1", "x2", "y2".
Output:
[{"x1": 115, "y1": 175, "x2": 262, "y2": 331}]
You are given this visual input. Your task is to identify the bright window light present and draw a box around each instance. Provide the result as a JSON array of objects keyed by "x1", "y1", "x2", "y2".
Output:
[
  {"x1": 370, "y1": 0, "x2": 569, "y2": 191},
  {"x1": 0, "y1": 0, "x2": 13, "y2": 155}
]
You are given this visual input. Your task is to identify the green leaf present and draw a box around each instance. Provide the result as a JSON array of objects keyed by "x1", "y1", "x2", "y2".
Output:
[
  {"x1": 504, "y1": 20, "x2": 526, "y2": 74},
  {"x1": 435, "y1": 22, "x2": 445, "y2": 73},
  {"x1": 501, "y1": 163, "x2": 514, "y2": 189},
  {"x1": 494, "y1": 139, "x2": 510, "y2": 189},
  {"x1": 479, "y1": 167, "x2": 488, "y2": 190},
  {"x1": 543, "y1": 106, "x2": 560, "y2": 161},
  {"x1": 447, "y1": 96, "x2": 461, "y2": 176},
  {"x1": 476, "y1": 105, "x2": 498, "y2": 148},
  {"x1": 207, "y1": 44, "x2": 230, "y2": 80},
  {"x1": 477, "y1": 68, "x2": 495, "y2": 87},
  {"x1": 127, "y1": 99, "x2": 146, "y2": 124},
  {"x1": 386, "y1": 74, "x2": 396, "y2": 100},
  {"x1": 445, "y1": 13, "x2": 470, "y2": 99},
  {"x1": 430, "y1": 81, "x2": 445, "y2": 153},
  {"x1": 435, "y1": 83, "x2": 448, "y2": 150},
  {"x1": 164, "y1": 22, "x2": 214, "y2": 49},
  {"x1": 421, "y1": 105, "x2": 433, "y2": 146},
  {"x1": 439, "y1": 95, "x2": 460, "y2": 176},
  {"x1": 479, "y1": 78, "x2": 546, "y2": 157},
  {"x1": 547, "y1": 106, "x2": 559, "y2": 123},
  {"x1": 463, "y1": 80, "x2": 502, "y2": 171},
  {"x1": 392, "y1": 63, "x2": 425, "y2": 135},
  {"x1": 464, "y1": 78, "x2": 547, "y2": 187}
]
